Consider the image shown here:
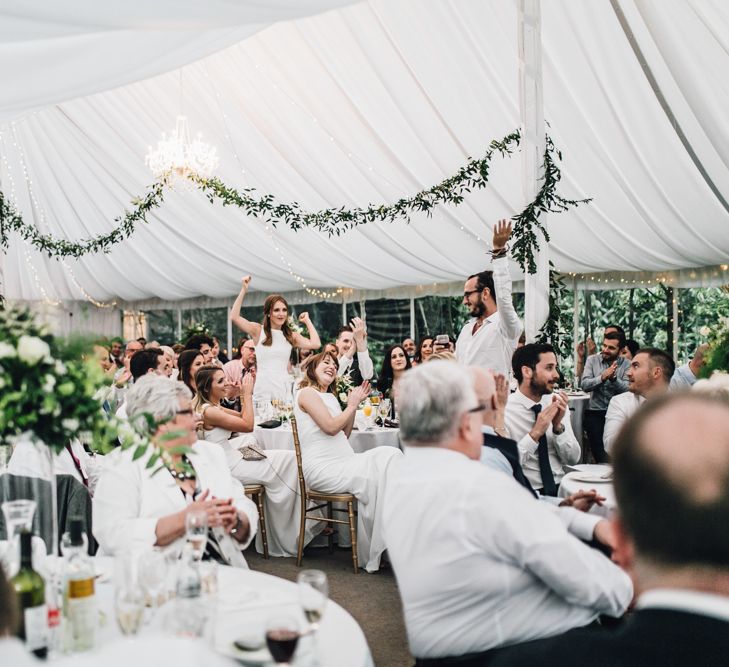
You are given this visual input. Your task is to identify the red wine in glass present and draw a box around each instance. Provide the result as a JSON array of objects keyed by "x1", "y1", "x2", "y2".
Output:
[{"x1": 266, "y1": 628, "x2": 299, "y2": 664}]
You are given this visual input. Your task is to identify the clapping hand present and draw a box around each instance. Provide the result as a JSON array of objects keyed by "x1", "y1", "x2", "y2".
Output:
[
  {"x1": 529, "y1": 401, "x2": 559, "y2": 441},
  {"x1": 586, "y1": 337, "x2": 596, "y2": 356},
  {"x1": 224, "y1": 379, "x2": 240, "y2": 400},
  {"x1": 551, "y1": 391, "x2": 569, "y2": 429},
  {"x1": 492, "y1": 219, "x2": 512, "y2": 252},
  {"x1": 493, "y1": 373, "x2": 510, "y2": 414},
  {"x1": 601, "y1": 361, "x2": 618, "y2": 382},
  {"x1": 241, "y1": 372, "x2": 255, "y2": 396},
  {"x1": 347, "y1": 381, "x2": 371, "y2": 407}
]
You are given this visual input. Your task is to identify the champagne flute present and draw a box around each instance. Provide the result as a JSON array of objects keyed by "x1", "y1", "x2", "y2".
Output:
[
  {"x1": 185, "y1": 510, "x2": 208, "y2": 561},
  {"x1": 297, "y1": 570, "x2": 328, "y2": 632},
  {"x1": 137, "y1": 549, "x2": 168, "y2": 614},
  {"x1": 378, "y1": 399, "x2": 391, "y2": 430},
  {"x1": 265, "y1": 616, "x2": 300, "y2": 666}
]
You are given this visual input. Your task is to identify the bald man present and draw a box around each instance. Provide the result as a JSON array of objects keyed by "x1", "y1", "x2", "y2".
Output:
[{"x1": 492, "y1": 392, "x2": 729, "y2": 667}]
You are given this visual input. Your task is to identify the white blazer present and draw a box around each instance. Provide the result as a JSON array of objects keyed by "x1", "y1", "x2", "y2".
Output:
[{"x1": 92, "y1": 440, "x2": 258, "y2": 566}]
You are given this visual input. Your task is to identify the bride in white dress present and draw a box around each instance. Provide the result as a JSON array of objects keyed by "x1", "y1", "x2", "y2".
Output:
[
  {"x1": 294, "y1": 351, "x2": 402, "y2": 572},
  {"x1": 192, "y1": 365, "x2": 318, "y2": 557},
  {"x1": 230, "y1": 276, "x2": 321, "y2": 402}
]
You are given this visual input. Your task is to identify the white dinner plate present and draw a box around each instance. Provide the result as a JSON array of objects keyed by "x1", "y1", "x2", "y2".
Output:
[
  {"x1": 569, "y1": 473, "x2": 612, "y2": 483},
  {"x1": 218, "y1": 640, "x2": 271, "y2": 665}
]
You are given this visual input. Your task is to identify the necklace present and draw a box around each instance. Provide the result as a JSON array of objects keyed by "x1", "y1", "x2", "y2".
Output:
[{"x1": 160, "y1": 449, "x2": 196, "y2": 482}]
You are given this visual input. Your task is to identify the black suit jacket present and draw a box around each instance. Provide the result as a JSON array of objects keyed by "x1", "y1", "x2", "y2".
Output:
[
  {"x1": 342, "y1": 353, "x2": 375, "y2": 387},
  {"x1": 482, "y1": 433, "x2": 538, "y2": 499},
  {"x1": 490, "y1": 608, "x2": 729, "y2": 667}
]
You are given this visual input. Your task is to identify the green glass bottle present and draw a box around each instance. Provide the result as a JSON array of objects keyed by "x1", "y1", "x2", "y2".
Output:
[{"x1": 11, "y1": 531, "x2": 48, "y2": 659}]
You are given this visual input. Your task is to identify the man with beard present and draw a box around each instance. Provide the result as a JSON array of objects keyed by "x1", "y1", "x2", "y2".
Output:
[
  {"x1": 455, "y1": 220, "x2": 522, "y2": 377},
  {"x1": 505, "y1": 344, "x2": 580, "y2": 495},
  {"x1": 580, "y1": 331, "x2": 630, "y2": 463}
]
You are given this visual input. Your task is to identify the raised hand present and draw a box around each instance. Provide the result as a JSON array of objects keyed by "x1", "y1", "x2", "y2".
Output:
[
  {"x1": 350, "y1": 317, "x2": 366, "y2": 343},
  {"x1": 492, "y1": 219, "x2": 513, "y2": 251},
  {"x1": 586, "y1": 337, "x2": 597, "y2": 356},
  {"x1": 298, "y1": 312, "x2": 311, "y2": 324},
  {"x1": 241, "y1": 275, "x2": 252, "y2": 290},
  {"x1": 493, "y1": 373, "x2": 510, "y2": 414}
]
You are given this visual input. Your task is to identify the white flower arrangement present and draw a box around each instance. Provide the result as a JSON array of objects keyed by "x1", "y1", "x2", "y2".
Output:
[
  {"x1": 287, "y1": 315, "x2": 304, "y2": 336},
  {"x1": 335, "y1": 372, "x2": 354, "y2": 409}
]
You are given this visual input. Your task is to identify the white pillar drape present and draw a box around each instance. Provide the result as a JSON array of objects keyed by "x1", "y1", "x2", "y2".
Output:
[{"x1": 518, "y1": 0, "x2": 550, "y2": 342}]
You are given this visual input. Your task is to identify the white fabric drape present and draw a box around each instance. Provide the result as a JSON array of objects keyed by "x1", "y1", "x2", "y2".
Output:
[{"x1": 1, "y1": 0, "x2": 728, "y2": 307}]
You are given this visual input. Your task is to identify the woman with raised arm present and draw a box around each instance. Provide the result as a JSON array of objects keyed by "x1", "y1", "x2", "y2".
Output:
[
  {"x1": 192, "y1": 365, "x2": 317, "y2": 557},
  {"x1": 230, "y1": 276, "x2": 321, "y2": 402},
  {"x1": 294, "y1": 351, "x2": 402, "y2": 572}
]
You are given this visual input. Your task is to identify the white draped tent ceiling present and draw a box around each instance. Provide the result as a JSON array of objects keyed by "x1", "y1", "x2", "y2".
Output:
[{"x1": 1, "y1": 0, "x2": 728, "y2": 311}]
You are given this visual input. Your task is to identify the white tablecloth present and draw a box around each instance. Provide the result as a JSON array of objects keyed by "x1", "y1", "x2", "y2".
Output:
[
  {"x1": 558, "y1": 464, "x2": 616, "y2": 518},
  {"x1": 254, "y1": 425, "x2": 401, "y2": 454},
  {"x1": 92, "y1": 558, "x2": 373, "y2": 667}
]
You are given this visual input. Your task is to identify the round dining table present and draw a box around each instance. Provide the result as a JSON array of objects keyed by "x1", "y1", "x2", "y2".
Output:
[
  {"x1": 254, "y1": 424, "x2": 401, "y2": 454},
  {"x1": 558, "y1": 464, "x2": 616, "y2": 518},
  {"x1": 90, "y1": 556, "x2": 374, "y2": 667}
]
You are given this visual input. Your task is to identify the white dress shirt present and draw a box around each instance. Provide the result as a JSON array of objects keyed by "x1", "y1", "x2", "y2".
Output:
[
  {"x1": 455, "y1": 257, "x2": 522, "y2": 376},
  {"x1": 93, "y1": 440, "x2": 257, "y2": 565},
  {"x1": 480, "y1": 426, "x2": 600, "y2": 542},
  {"x1": 337, "y1": 349, "x2": 374, "y2": 380},
  {"x1": 670, "y1": 363, "x2": 697, "y2": 389},
  {"x1": 603, "y1": 391, "x2": 645, "y2": 454},
  {"x1": 383, "y1": 447, "x2": 632, "y2": 658},
  {"x1": 505, "y1": 389, "x2": 581, "y2": 490},
  {"x1": 637, "y1": 589, "x2": 729, "y2": 623}
]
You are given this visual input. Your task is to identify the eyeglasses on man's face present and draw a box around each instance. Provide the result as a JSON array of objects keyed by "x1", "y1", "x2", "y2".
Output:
[{"x1": 463, "y1": 289, "x2": 481, "y2": 299}]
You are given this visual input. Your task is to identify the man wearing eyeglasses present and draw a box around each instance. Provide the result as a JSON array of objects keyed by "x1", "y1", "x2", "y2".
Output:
[{"x1": 455, "y1": 219, "x2": 523, "y2": 377}]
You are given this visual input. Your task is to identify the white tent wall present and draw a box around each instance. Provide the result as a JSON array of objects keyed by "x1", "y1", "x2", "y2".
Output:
[{"x1": 1, "y1": 1, "x2": 728, "y2": 308}]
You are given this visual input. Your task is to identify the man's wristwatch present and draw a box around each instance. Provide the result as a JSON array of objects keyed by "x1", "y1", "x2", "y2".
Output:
[
  {"x1": 231, "y1": 514, "x2": 242, "y2": 535},
  {"x1": 553, "y1": 423, "x2": 566, "y2": 435}
]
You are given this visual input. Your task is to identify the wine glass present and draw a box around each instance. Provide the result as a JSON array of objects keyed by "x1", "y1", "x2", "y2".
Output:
[
  {"x1": 115, "y1": 586, "x2": 144, "y2": 637},
  {"x1": 378, "y1": 399, "x2": 391, "y2": 430},
  {"x1": 265, "y1": 616, "x2": 300, "y2": 666},
  {"x1": 138, "y1": 549, "x2": 168, "y2": 614},
  {"x1": 297, "y1": 570, "x2": 328, "y2": 632},
  {"x1": 185, "y1": 510, "x2": 208, "y2": 561}
]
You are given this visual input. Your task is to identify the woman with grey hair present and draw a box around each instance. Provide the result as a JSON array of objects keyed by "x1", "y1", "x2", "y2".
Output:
[{"x1": 92, "y1": 374, "x2": 258, "y2": 567}]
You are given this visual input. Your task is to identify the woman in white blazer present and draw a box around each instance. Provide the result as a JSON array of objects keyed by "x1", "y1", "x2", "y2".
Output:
[{"x1": 92, "y1": 375, "x2": 258, "y2": 567}]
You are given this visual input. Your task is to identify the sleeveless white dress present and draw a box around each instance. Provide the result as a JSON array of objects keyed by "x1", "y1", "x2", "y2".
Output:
[
  {"x1": 200, "y1": 424, "x2": 319, "y2": 557},
  {"x1": 294, "y1": 389, "x2": 402, "y2": 572},
  {"x1": 253, "y1": 328, "x2": 293, "y2": 402}
]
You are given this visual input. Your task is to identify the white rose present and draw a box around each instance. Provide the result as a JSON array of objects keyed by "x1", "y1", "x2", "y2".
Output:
[
  {"x1": 17, "y1": 336, "x2": 51, "y2": 365},
  {"x1": 62, "y1": 418, "x2": 79, "y2": 432},
  {"x1": 55, "y1": 360, "x2": 67, "y2": 375},
  {"x1": 42, "y1": 374, "x2": 57, "y2": 393},
  {"x1": 339, "y1": 393, "x2": 348, "y2": 403},
  {"x1": 0, "y1": 342, "x2": 15, "y2": 359},
  {"x1": 699, "y1": 326, "x2": 711, "y2": 337}
]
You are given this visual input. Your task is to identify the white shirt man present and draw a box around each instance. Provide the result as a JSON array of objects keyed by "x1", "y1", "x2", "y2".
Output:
[
  {"x1": 505, "y1": 344, "x2": 580, "y2": 493},
  {"x1": 335, "y1": 318, "x2": 373, "y2": 384},
  {"x1": 455, "y1": 220, "x2": 522, "y2": 376},
  {"x1": 603, "y1": 348, "x2": 674, "y2": 454},
  {"x1": 383, "y1": 361, "x2": 632, "y2": 662}
]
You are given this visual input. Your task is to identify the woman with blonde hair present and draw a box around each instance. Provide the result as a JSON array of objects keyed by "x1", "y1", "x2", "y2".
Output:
[
  {"x1": 192, "y1": 365, "x2": 318, "y2": 557},
  {"x1": 230, "y1": 276, "x2": 321, "y2": 402},
  {"x1": 294, "y1": 351, "x2": 402, "y2": 572}
]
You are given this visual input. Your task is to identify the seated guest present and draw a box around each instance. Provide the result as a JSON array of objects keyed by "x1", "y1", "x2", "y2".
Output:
[
  {"x1": 378, "y1": 344, "x2": 412, "y2": 414},
  {"x1": 211, "y1": 336, "x2": 228, "y2": 365},
  {"x1": 193, "y1": 365, "x2": 314, "y2": 557},
  {"x1": 383, "y1": 361, "x2": 631, "y2": 665},
  {"x1": 402, "y1": 337, "x2": 416, "y2": 361},
  {"x1": 670, "y1": 343, "x2": 709, "y2": 389},
  {"x1": 116, "y1": 348, "x2": 169, "y2": 418},
  {"x1": 580, "y1": 330, "x2": 630, "y2": 463},
  {"x1": 109, "y1": 337, "x2": 124, "y2": 369},
  {"x1": 184, "y1": 334, "x2": 214, "y2": 365},
  {"x1": 491, "y1": 392, "x2": 729, "y2": 667},
  {"x1": 178, "y1": 349, "x2": 205, "y2": 395},
  {"x1": 475, "y1": 368, "x2": 613, "y2": 548},
  {"x1": 413, "y1": 337, "x2": 434, "y2": 365},
  {"x1": 505, "y1": 344, "x2": 580, "y2": 495},
  {"x1": 620, "y1": 338, "x2": 640, "y2": 361},
  {"x1": 160, "y1": 345, "x2": 177, "y2": 379},
  {"x1": 223, "y1": 338, "x2": 257, "y2": 385},
  {"x1": 93, "y1": 375, "x2": 257, "y2": 566},
  {"x1": 335, "y1": 318, "x2": 374, "y2": 384},
  {"x1": 294, "y1": 351, "x2": 402, "y2": 572},
  {"x1": 603, "y1": 348, "x2": 674, "y2": 454}
]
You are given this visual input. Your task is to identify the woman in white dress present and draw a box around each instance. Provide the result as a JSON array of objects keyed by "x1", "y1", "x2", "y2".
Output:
[
  {"x1": 294, "y1": 351, "x2": 402, "y2": 572},
  {"x1": 192, "y1": 365, "x2": 318, "y2": 557},
  {"x1": 230, "y1": 276, "x2": 321, "y2": 402}
]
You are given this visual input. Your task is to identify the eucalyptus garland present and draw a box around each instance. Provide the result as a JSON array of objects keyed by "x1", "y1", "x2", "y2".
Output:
[
  {"x1": 536, "y1": 263, "x2": 573, "y2": 361},
  {"x1": 0, "y1": 128, "x2": 590, "y2": 278}
]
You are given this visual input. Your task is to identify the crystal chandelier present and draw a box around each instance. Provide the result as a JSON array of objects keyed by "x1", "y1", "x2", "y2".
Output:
[{"x1": 145, "y1": 115, "x2": 219, "y2": 181}]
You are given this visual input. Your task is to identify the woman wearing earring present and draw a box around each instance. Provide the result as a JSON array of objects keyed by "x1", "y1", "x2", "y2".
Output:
[{"x1": 230, "y1": 276, "x2": 321, "y2": 402}]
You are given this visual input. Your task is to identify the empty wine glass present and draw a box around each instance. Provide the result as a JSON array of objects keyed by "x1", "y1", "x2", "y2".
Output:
[
  {"x1": 379, "y1": 399, "x2": 391, "y2": 429},
  {"x1": 115, "y1": 586, "x2": 144, "y2": 637},
  {"x1": 265, "y1": 616, "x2": 300, "y2": 666},
  {"x1": 185, "y1": 511, "x2": 208, "y2": 561},
  {"x1": 138, "y1": 549, "x2": 169, "y2": 614},
  {"x1": 297, "y1": 570, "x2": 328, "y2": 632}
]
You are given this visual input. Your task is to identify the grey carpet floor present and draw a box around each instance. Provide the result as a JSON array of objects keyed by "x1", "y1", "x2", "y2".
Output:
[{"x1": 245, "y1": 545, "x2": 412, "y2": 667}]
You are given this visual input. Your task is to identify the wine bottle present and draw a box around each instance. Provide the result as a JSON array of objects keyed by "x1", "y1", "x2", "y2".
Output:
[
  {"x1": 62, "y1": 518, "x2": 96, "y2": 653},
  {"x1": 11, "y1": 531, "x2": 48, "y2": 659}
]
